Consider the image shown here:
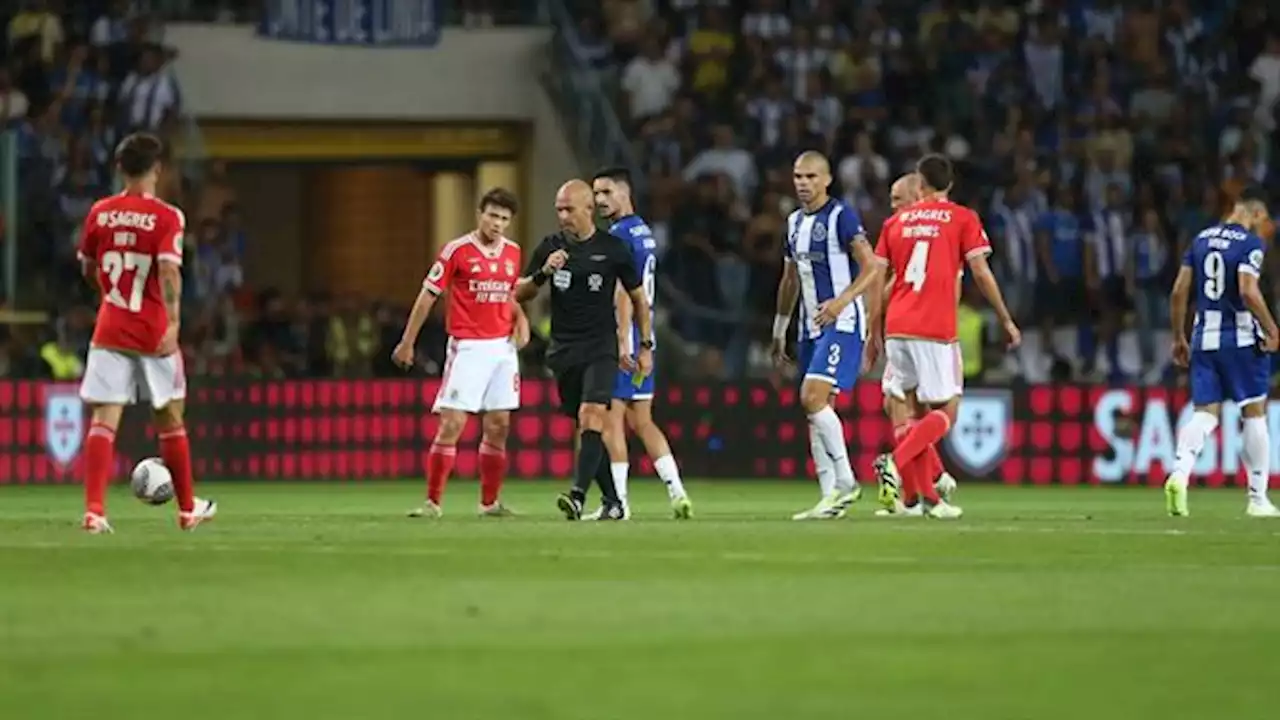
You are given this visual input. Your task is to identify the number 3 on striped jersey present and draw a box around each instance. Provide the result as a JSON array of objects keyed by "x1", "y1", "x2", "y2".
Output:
[{"x1": 904, "y1": 241, "x2": 929, "y2": 292}]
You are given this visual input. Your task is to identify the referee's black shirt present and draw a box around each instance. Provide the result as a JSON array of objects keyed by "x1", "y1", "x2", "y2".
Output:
[{"x1": 525, "y1": 229, "x2": 641, "y2": 369}]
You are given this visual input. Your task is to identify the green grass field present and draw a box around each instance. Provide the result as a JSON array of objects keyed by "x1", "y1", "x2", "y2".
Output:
[{"x1": 2, "y1": 481, "x2": 1278, "y2": 719}]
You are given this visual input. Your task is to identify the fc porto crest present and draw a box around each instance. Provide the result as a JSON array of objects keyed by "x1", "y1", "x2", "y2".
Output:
[
  {"x1": 811, "y1": 221, "x2": 827, "y2": 242},
  {"x1": 44, "y1": 384, "x2": 85, "y2": 471},
  {"x1": 942, "y1": 390, "x2": 1011, "y2": 477}
]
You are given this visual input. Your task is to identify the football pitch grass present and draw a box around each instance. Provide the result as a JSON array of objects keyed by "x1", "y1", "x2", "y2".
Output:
[{"x1": 2, "y1": 481, "x2": 1279, "y2": 720}]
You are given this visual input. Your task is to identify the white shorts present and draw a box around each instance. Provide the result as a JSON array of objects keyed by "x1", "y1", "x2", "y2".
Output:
[
  {"x1": 433, "y1": 337, "x2": 521, "y2": 414},
  {"x1": 881, "y1": 339, "x2": 963, "y2": 405},
  {"x1": 79, "y1": 348, "x2": 187, "y2": 410}
]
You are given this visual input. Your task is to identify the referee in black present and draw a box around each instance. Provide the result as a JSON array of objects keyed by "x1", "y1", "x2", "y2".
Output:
[{"x1": 515, "y1": 180, "x2": 654, "y2": 520}]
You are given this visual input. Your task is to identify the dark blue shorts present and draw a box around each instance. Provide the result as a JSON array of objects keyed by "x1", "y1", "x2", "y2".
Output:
[
  {"x1": 796, "y1": 329, "x2": 863, "y2": 393},
  {"x1": 1190, "y1": 347, "x2": 1271, "y2": 407}
]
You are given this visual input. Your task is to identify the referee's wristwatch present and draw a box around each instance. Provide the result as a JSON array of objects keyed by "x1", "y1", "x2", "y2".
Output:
[{"x1": 639, "y1": 339, "x2": 655, "y2": 350}]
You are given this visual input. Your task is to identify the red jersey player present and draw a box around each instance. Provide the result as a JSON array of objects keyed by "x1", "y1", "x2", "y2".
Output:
[
  {"x1": 820, "y1": 154, "x2": 1019, "y2": 518},
  {"x1": 76, "y1": 133, "x2": 217, "y2": 533},
  {"x1": 393, "y1": 188, "x2": 530, "y2": 518}
]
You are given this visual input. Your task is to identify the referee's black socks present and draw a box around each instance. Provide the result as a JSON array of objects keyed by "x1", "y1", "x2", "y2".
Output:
[{"x1": 573, "y1": 429, "x2": 617, "y2": 503}]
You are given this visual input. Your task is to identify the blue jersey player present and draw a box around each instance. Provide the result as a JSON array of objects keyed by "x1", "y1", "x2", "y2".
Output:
[
  {"x1": 1167, "y1": 186, "x2": 1280, "y2": 518},
  {"x1": 771, "y1": 151, "x2": 881, "y2": 520},
  {"x1": 586, "y1": 167, "x2": 693, "y2": 520}
]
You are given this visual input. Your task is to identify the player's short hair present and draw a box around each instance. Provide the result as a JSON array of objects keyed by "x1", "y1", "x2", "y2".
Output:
[
  {"x1": 916, "y1": 153, "x2": 953, "y2": 193},
  {"x1": 1238, "y1": 185, "x2": 1269, "y2": 209},
  {"x1": 591, "y1": 166, "x2": 631, "y2": 187},
  {"x1": 479, "y1": 187, "x2": 518, "y2": 216},
  {"x1": 114, "y1": 133, "x2": 164, "y2": 178}
]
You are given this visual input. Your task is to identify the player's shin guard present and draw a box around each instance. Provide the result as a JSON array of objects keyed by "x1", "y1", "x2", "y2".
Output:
[
  {"x1": 83, "y1": 422, "x2": 115, "y2": 517},
  {"x1": 159, "y1": 427, "x2": 196, "y2": 513},
  {"x1": 653, "y1": 454, "x2": 686, "y2": 500},
  {"x1": 426, "y1": 443, "x2": 457, "y2": 505},
  {"x1": 808, "y1": 425, "x2": 836, "y2": 496},
  {"x1": 1172, "y1": 411, "x2": 1218, "y2": 485},
  {"x1": 1242, "y1": 416, "x2": 1270, "y2": 502},
  {"x1": 892, "y1": 410, "x2": 950, "y2": 469},
  {"x1": 478, "y1": 442, "x2": 507, "y2": 506}
]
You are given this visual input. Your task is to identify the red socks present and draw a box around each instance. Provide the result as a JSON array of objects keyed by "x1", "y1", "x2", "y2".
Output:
[
  {"x1": 426, "y1": 443, "x2": 456, "y2": 505},
  {"x1": 892, "y1": 410, "x2": 950, "y2": 469},
  {"x1": 159, "y1": 427, "x2": 195, "y2": 513},
  {"x1": 893, "y1": 419, "x2": 945, "y2": 505},
  {"x1": 478, "y1": 442, "x2": 507, "y2": 506},
  {"x1": 83, "y1": 422, "x2": 115, "y2": 516}
]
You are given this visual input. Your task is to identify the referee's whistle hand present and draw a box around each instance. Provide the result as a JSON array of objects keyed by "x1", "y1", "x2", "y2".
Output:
[{"x1": 542, "y1": 249, "x2": 568, "y2": 274}]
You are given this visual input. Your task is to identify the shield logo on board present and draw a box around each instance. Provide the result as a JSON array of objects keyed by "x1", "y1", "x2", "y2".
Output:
[
  {"x1": 942, "y1": 390, "x2": 1011, "y2": 476},
  {"x1": 44, "y1": 385, "x2": 85, "y2": 471}
]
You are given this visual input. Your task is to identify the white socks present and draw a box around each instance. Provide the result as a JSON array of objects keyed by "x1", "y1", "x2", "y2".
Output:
[
  {"x1": 611, "y1": 462, "x2": 629, "y2": 504},
  {"x1": 1172, "y1": 411, "x2": 1219, "y2": 487},
  {"x1": 809, "y1": 406, "x2": 856, "y2": 493},
  {"x1": 809, "y1": 425, "x2": 835, "y2": 496},
  {"x1": 653, "y1": 454, "x2": 686, "y2": 500},
  {"x1": 1242, "y1": 415, "x2": 1270, "y2": 503}
]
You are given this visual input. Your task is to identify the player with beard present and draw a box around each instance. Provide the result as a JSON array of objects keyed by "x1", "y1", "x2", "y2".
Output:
[{"x1": 584, "y1": 167, "x2": 693, "y2": 520}]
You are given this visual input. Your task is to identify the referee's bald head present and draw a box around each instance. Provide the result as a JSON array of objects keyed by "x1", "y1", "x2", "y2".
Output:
[
  {"x1": 890, "y1": 173, "x2": 921, "y2": 210},
  {"x1": 556, "y1": 179, "x2": 596, "y2": 236}
]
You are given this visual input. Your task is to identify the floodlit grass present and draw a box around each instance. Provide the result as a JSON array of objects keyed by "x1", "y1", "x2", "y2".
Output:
[{"x1": 2, "y1": 481, "x2": 1278, "y2": 719}]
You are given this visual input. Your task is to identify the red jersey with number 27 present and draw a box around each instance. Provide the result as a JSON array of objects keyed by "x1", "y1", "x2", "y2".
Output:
[
  {"x1": 77, "y1": 191, "x2": 185, "y2": 355},
  {"x1": 875, "y1": 199, "x2": 990, "y2": 342},
  {"x1": 423, "y1": 232, "x2": 521, "y2": 340}
]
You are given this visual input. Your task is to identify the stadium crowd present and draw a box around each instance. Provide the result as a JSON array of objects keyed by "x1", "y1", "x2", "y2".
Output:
[
  {"x1": 5, "y1": 0, "x2": 1280, "y2": 388},
  {"x1": 582, "y1": 0, "x2": 1280, "y2": 385}
]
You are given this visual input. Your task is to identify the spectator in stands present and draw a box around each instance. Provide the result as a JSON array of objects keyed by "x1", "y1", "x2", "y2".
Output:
[
  {"x1": 117, "y1": 44, "x2": 177, "y2": 133},
  {"x1": 0, "y1": 67, "x2": 28, "y2": 123},
  {"x1": 50, "y1": 41, "x2": 110, "y2": 132},
  {"x1": 620, "y1": 36, "x2": 679, "y2": 124},
  {"x1": 1130, "y1": 206, "x2": 1169, "y2": 383},
  {"x1": 8, "y1": 0, "x2": 63, "y2": 64},
  {"x1": 683, "y1": 124, "x2": 756, "y2": 203},
  {"x1": 90, "y1": 0, "x2": 129, "y2": 48}
]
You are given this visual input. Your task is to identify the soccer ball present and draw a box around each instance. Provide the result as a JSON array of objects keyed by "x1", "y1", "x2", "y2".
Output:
[{"x1": 131, "y1": 458, "x2": 174, "y2": 505}]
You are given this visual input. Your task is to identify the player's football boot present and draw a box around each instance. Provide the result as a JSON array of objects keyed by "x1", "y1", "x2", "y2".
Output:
[
  {"x1": 478, "y1": 502, "x2": 518, "y2": 518},
  {"x1": 81, "y1": 512, "x2": 114, "y2": 534},
  {"x1": 597, "y1": 501, "x2": 627, "y2": 521},
  {"x1": 1246, "y1": 499, "x2": 1280, "y2": 518},
  {"x1": 874, "y1": 500, "x2": 925, "y2": 517},
  {"x1": 179, "y1": 498, "x2": 218, "y2": 531},
  {"x1": 407, "y1": 500, "x2": 443, "y2": 519},
  {"x1": 935, "y1": 473, "x2": 958, "y2": 504},
  {"x1": 556, "y1": 493, "x2": 584, "y2": 520},
  {"x1": 924, "y1": 500, "x2": 963, "y2": 520},
  {"x1": 792, "y1": 494, "x2": 844, "y2": 520},
  {"x1": 583, "y1": 501, "x2": 631, "y2": 521},
  {"x1": 671, "y1": 496, "x2": 694, "y2": 520},
  {"x1": 833, "y1": 483, "x2": 862, "y2": 512},
  {"x1": 1164, "y1": 475, "x2": 1189, "y2": 517},
  {"x1": 874, "y1": 454, "x2": 902, "y2": 509}
]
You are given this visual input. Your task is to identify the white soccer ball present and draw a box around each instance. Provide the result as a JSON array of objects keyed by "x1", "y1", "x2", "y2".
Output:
[{"x1": 131, "y1": 457, "x2": 175, "y2": 505}]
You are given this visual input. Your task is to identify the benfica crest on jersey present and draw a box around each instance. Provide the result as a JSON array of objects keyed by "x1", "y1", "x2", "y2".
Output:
[
  {"x1": 44, "y1": 384, "x2": 85, "y2": 471},
  {"x1": 943, "y1": 390, "x2": 1011, "y2": 476}
]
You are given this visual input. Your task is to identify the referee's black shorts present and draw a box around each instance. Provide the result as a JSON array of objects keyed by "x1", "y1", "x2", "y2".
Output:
[{"x1": 551, "y1": 355, "x2": 616, "y2": 418}]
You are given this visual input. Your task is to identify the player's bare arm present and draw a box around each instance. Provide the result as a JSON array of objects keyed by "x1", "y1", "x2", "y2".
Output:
[
  {"x1": 1240, "y1": 270, "x2": 1280, "y2": 351},
  {"x1": 965, "y1": 252, "x2": 1021, "y2": 348},
  {"x1": 514, "y1": 248, "x2": 568, "y2": 302},
  {"x1": 157, "y1": 260, "x2": 182, "y2": 357},
  {"x1": 615, "y1": 280, "x2": 635, "y2": 371},
  {"x1": 392, "y1": 285, "x2": 440, "y2": 369},
  {"x1": 627, "y1": 284, "x2": 654, "y2": 377},
  {"x1": 511, "y1": 301, "x2": 530, "y2": 349},
  {"x1": 1169, "y1": 265, "x2": 1193, "y2": 366},
  {"x1": 815, "y1": 236, "x2": 881, "y2": 325},
  {"x1": 771, "y1": 259, "x2": 799, "y2": 366}
]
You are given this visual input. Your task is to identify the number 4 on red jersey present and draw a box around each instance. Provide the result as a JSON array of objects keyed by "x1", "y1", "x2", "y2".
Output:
[{"x1": 875, "y1": 200, "x2": 991, "y2": 343}]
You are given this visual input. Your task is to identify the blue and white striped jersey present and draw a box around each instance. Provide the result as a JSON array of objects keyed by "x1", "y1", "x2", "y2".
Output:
[
  {"x1": 1185, "y1": 222, "x2": 1266, "y2": 352},
  {"x1": 784, "y1": 198, "x2": 867, "y2": 340},
  {"x1": 609, "y1": 214, "x2": 657, "y2": 353}
]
